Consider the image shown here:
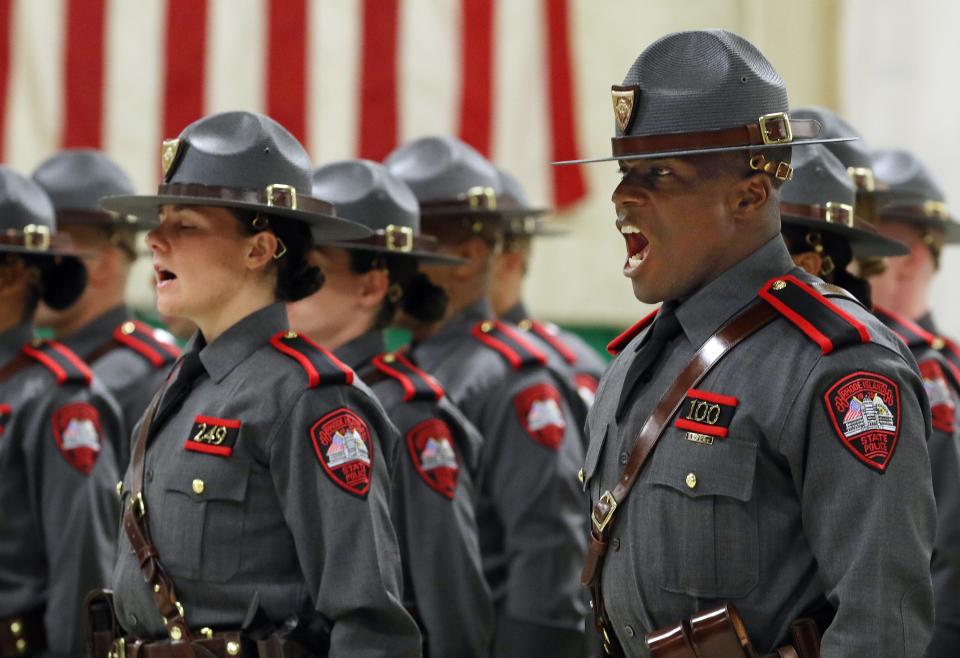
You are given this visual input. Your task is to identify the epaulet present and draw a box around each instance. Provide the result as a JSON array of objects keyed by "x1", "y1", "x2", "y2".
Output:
[
  {"x1": 371, "y1": 352, "x2": 445, "y2": 402},
  {"x1": 873, "y1": 306, "x2": 938, "y2": 351},
  {"x1": 22, "y1": 340, "x2": 93, "y2": 386},
  {"x1": 269, "y1": 330, "x2": 354, "y2": 388},
  {"x1": 938, "y1": 337, "x2": 960, "y2": 389},
  {"x1": 607, "y1": 308, "x2": 658, "y2": 356},
  {"x1": 471, "y1": 320, "x2": 547, "y2": 370},
  {"x1": 759, "y1": 274, "x2": 870, "y2": 355},
  {"x1": 519, "y1": 319, "x2": 578, "y2": 365},
  {"x1": 114, "y1": 320, "x2": 180, "y2": 368}
]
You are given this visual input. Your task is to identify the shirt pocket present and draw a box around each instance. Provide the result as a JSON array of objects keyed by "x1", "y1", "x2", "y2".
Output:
[
  {"x1": 642, "y1": 437, "x2": 759, "y2": 599},
  {"x1": 158, "y1": 461, "x2": 250, "y2": 583}
]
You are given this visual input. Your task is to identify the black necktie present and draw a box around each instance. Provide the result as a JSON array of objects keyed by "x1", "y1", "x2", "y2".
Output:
[
  {"x1": 151, "y1": 349, "x2": 206, "y2": 437},
  {"x1": 616, "y1": 303, "x2": 681, "y2": 422}
]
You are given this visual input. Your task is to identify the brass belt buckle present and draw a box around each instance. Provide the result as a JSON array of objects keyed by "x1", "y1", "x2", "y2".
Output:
[
  {"x1": 592, "y1": 490, "x2": 618, "y2": 533},
  {"x1": 108, "y1": 637, "x2": 126, "y2": 658}
]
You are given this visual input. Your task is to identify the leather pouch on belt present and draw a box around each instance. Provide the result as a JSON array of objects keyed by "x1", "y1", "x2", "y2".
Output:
[{"x1": 83, "y1": 590, "x2": 121, "y2": 658}]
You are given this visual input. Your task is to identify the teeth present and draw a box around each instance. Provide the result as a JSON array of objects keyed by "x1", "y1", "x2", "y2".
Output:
[
  {"x1": 620, "y1": 224, "x2": 641, "y2": 234},
  {"x1": 628, "y1": 254, "x2": 644, "y2": 268}
]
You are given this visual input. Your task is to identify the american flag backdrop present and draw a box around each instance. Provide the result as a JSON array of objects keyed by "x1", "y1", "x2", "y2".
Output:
[{"x1": 0, "y1": 0, "x2": 587, "y2": 211}]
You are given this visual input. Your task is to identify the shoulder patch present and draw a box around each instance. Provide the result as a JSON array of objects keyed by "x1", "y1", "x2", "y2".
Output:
[
  {"x1": 52, "y1": 402, "x2": 102, "y2": 475},
  {"x1": 270, "y1": 331, "x2": 354, "y2": 388},
  {"x1": 514, "y1": 382, "x2": 567, "y2": 451},
  {"x1": 472, "y1": 320, "x2": 547, "y2": 370},
  {"x1": 759, "y1": 275, "x2": 870, "y2": 355},
  {"x1": 310, "y1": 408, "x2": 373, "y2": 498},
  {"x1": 919, "y1": 360, "x2": 957, "y2": 434},
  {"x1": 520, "y1": 319, "x2": 578, "y2": 365},
  {"x1": 608, "y1": 308, "x2": 658, "y2": 356},
  {"x1": 406, "y1": 418, "x2": 460, "y2": 499},
  {"x1": 940, "y1": 337, "x2": 960, "y2": 380},
  {"x1": 23, "y1": 340, "x2": 93, "y2": 386},
  {"x1": 114, "y1": 320, "x2": 180, "y2": 368},
  {"x1": 823, "y1": 371, "x2": 900, "y2": 473},
  {"x1": 574, "y1": 373, "x2": 600, "y2": 407},
  {"x1": 0, "y1": 404, "x2": 11, "y2": 436},
  {"x1": 372, "y1": 352, "x2": 444, "y2": 402}
]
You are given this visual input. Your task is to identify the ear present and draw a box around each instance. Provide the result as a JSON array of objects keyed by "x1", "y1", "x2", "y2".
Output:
[
  {"x1": 729, "y1": 173, "x2": 772, "y2": 220},
  {"x1": 357, "y1": 267, "x2": 390, "y2": 311},
  {"x1": 245, "y1": 231, "x2": 279, "y2": 271},
  {"x1": 791, "y1": 251, "x2": 823, "y2": 277}
]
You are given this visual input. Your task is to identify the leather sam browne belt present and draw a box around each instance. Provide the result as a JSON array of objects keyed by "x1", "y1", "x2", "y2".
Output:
[
  {"x1": 0, "y1": 609, "x2": 45, "y2": 658},
  {"x1": 584, "y1": 282, "x2": 853, "y2": 657}
]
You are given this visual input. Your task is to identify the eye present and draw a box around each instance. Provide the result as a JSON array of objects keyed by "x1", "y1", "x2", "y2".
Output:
[{"x1": 648, "y1": 166, "x2": 673, "y2": 178}]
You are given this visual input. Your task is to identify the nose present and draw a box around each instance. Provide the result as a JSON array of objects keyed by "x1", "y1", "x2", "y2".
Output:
[
  {"x1": 145, "y1": 222, "x2": 166, "y2": 254},
  {"x1": 612, "y1": 174, "x2": 645, "y2": 207}
]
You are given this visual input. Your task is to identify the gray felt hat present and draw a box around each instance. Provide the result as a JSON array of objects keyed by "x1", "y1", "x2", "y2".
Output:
[
  {"x1": 101, "y1": 111, "x2": 370, "y2": 240},
  {"x1": 312, "y1": 159, "x2": 463, "y2": 264},
  {"x1": 0, "y1": 165, "x2": 81, "y2": 258},
  {"x1": 870, "y1": 149, "x2": 960, "y2": 243},
  {"x1": 557, "y1": 30, "x2": 853, "y2": 165},
  {"x1": 31, "y1": 149, "x2": 147, "y2": 228},
  {"x1": 792, "y1": 107, "x2": 876, "y2": 191},
  {"x1": 781, "y1": 145, "x2": 907, "y2": 257}
]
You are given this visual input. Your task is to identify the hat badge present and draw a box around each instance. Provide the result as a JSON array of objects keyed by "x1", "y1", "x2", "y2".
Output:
[
  {"x1": 161, "y1": 139, "x2": 182, "y2": 179},
  {"x1": 611, "y1": 85, "x2": 639, "y2": 134}
]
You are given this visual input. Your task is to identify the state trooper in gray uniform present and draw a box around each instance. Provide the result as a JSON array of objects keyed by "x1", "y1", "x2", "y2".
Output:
[
  {"x1": 101, "y1": 112, "x2": 421, "y2": 657},
  {"x1": 564, "y1": 30, "x2": 936, "y2": 657},
  {"x1": 491, "y1": 167, "x2": 608, "y2": 408},
  {"x1": 287, "y1": 158, "x2": 494, "y2": 658},
  {"x1": 0, "y1": 166, "x2": 122, "y2": 657},
  {"x1": 385, "y1": 136, "x2": 587, "y2": 658},
  {"x1": 33, "y1": 149, "x2": 179, "y2": 463}
]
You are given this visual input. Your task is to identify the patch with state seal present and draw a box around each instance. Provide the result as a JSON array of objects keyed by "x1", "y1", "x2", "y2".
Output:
[
  {"x1": 919, "y1": 360, "x2": 957, "y2": 434},
  {"x1": 310, "y1": 408, "x2": 373, "y2": 498},
  {"x1": 406, "y1": 418, "x2": 460, "y2": 499},
  {"x1": 514, "y1": 382, "x2": 567, "y2": 451},
  {"x1": 52, "y1": 402, "x2": 102, "y2": 475},
  {"x1": 823, "y1": 371, "x2": 901, "y2": 473}
]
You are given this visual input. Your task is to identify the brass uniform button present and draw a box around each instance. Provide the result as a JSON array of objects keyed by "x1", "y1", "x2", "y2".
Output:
[
  {"x1": 578, "y1": 468, "x2": 585, "y2": 484},
  {"x1": 772, "y1": 280, "x2": 787, "y2": 291},
  {"x1": 116, "y1": 481, "x2": 124, "y2": 497},
  {"x1": 480, "y1": 321, "x2": 493, "y2": 333},
  {"x1": 15, "y1": 639, "x2": 26, "y2": 654},
  {"x1": 518, "y1": 320, "x2": 533, "y2": 331},
  {"x1": 169, "y1": 626, "x2": 182, "y2": 641},
  {"x1": 9, "y1": 621, "x2": 22, "y2": 636},
  {"x1": 200, "y1": 628, "x2": 214, "y2": 639},
  {"x1": 383, "y1": 353, "x2": 396, "y2": 364},
  {"x1": 226, "y1": 641, "x2": 241, "y2": 656},
  {"x1": 685, "y1": 472, "x2": 698, "y2": 489},
  {"x1": 284, "y1": 331, "x2": 298, "y2": 339},
  {"x1": 120, "y1": 321, "x2": 136, "y2": 335},
  {"x1": 192, "y1": 479, "x2": 205, "y2": 495},
  {"x1": 932, "y1": 337, "x2": 946, "y2": 350}
]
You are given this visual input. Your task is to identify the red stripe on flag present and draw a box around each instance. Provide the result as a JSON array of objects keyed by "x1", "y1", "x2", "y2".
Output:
[
  {"x1": 62, "y1": 0, "x2": 106, "y2": 148},
  {"x1": 457, "y1": 0, "x2": 494, "y2": 156},
  {"x1": 543, "y1": 0, "x2": 586, "y2": 210},
  {"x1": 357, "y1": 0, "x2": 399, "y2": 161},
  {"x1": 0, "y1": 0, "x2": 11, "y2": 157},
  {"x1": 266, "y1": 0, "x2": 307, "y2": 144},
  {"x1": 162, "y1": 0, "x2": 207, "y2": 143}
]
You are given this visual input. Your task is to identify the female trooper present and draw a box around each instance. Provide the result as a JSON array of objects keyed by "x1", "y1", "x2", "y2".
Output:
[
  {"x1": 286, "y1": 159, "x2": 494, "y2": 658},
  {"x1": 101, "y1": 112, "x2": 421, "y2": 657},
  {"x1": 0, "y1": 166, "x2": 123, "y2": 657}
]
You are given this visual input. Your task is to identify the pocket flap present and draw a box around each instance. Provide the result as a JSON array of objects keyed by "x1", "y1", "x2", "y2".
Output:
[
  {"x1": 645, "y1": 439, "x2": 757, "y2": 501},
  {"x1": 164, "y1": 463, "x2": 249, "y2": 501}
]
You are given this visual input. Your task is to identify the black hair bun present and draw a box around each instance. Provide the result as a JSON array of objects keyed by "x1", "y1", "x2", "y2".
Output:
[
  {"x1": 280, "y1": 261, "x2": 324, "y2": 302},
  {"x1": 38, "y1": 256, "x2": 87, "y2": 310},
  {"x1": 400, "y1": 271, "x2": 447, "y2": 324}
]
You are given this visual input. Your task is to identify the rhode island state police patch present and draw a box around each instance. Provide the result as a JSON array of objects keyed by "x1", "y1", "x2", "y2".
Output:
[
  {"x1": 823, "y1": 371, "x2": 900, "y2": 473},
  {"x1": 310, "y1": 408, "x2": 373, "y2": 498}
]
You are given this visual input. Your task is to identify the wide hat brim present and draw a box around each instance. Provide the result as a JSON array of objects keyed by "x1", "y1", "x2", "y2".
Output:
[
  {"x1": 0, "y1": 243, "x2": 84, "y2": 258},
  {"x1": 57, "y1": 208, "x2": 157, "y2": 231},
  {"x1": 101, "y1": 194, "x2": 372, "y2": 241},
  {"x1": 503, "y1": 215, "x2": 570, "y2": 238},
  {"x1": 781, "y1": 212, "x2": 910, "y2": 257},
  {"x1": 555, "y1": 136, "x2": 857, "y2": 165},
  {"x1": 318, "y1": 238, "x2": 467, "y2": 265},
  {"x1": 874, "y1": 205, "x2": 960, "y2": 244}
]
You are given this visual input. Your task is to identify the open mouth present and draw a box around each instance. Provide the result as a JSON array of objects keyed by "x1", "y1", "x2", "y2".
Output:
[
  {"x1": 154, "y1": 265, "x2": 177, "y2": 288},
  {"x1": 619, "y1": 222, "x2": 650, "y2": 275}
]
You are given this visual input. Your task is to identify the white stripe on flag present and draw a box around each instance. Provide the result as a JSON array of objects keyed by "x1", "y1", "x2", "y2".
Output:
[{"x1": 205, "y1": 0, "x2": 266, "y2": 115}]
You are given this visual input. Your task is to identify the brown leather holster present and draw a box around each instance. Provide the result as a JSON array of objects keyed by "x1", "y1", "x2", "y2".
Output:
[{"x1": 0, "y1": 607, "x2": 45, "y2": 658}]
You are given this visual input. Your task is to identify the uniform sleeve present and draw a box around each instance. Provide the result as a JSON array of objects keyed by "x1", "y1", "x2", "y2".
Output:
[
  {"x1": 392, "y1": 405, "x2": 494, "y2": 658},
  {"x1": 266, "y1": 387, "x2": 422, "y2": 658},
  {"x1": 26, "y1": 387, "x2": 121, "y2": 656},
  {"x1": 778, "y1": 344, "x2": 936, "y2": 657},
  {"x1": 480, "y1": 371, "x2": 587, "y2": 658}
]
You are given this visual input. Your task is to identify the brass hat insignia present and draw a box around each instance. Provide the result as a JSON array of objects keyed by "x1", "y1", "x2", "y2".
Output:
[
  {"x1": 611, "y1": 85, "x2": 640, "y2": 134},
  {"x1": 161, "y1": 139, "x2": 183, "y2": 180}
]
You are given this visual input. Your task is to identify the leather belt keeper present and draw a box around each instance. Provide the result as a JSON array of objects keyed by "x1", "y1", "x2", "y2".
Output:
[{"x1": 0, "y1": 608, "x2": 46, "y2": 658}]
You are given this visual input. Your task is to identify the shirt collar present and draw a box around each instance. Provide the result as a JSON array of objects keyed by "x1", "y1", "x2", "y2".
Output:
[
  {"x1": 61, "y1": 305, "x2": 130, "y2": 359},
  {"x1": 916, "y1": 311, "x2": 937, "y2": 335},
  {"x1": 426, "y1": 299, "x2": 493, "y2": 345},
  {"x1": 674, "y1": 236, "x2": 796, "y2": 350},
  {"x1": 196, "y1": 304, "x2": 288, "y2": 383},
  {"x1": 335, "y1": 330, "x2": 386, "y2": 370},
  {"x1": 0, "y1": 323, "x2": 33, "y2": 367},
  {"x1": 501, "y1": 302, "x2": 529, "y2": 324}
]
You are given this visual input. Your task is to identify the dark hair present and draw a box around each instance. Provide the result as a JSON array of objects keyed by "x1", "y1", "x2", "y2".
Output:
[
  {"x1": 1, "y1": 253, "x2": 86, "y2": 317},
  {"x1": 347, "y1": 250, "x2": 448, "y2": 328},
  {"x1": 781, "y1": 225, "x2": 872, "y2": 307},
  {"x1": 232, "y1": 209, "x2": 324, "y2": 302}
]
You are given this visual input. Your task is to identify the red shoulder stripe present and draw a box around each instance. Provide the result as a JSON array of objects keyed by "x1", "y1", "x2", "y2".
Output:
[
  {"x1": 873, "y1": 306, "x2": 937, "y2": 350},
  {"x1": 114, "y1": 320, "x2": 180, "y2": 368},
  {"x1": 607, "y1": 308, "x2": 658, "y2": 356},
  {"x1": 269, "y1": 331, "x2": 354, "y2": 388},
  {"x1": 471, "y1": 320, "x2": 547, "y2": 370},
  {"x1": 526, "y1": 320, "x2": 578, "y2": 365},
  {"x1": 372, "y1": 352, "x2": 444, "y2": 402},
  {"x1": 22, "y1": 341, "x2": 93, "y2": 385}
]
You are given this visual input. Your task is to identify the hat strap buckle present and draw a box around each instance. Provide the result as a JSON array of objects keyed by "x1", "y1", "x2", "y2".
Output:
[
  {"x1": 748, "y1": 154, "x2": 793, "y2": 181},
  {"x1": 385, "y1": 225, "x2": 413, "y2": 253},
  {"x1": 23, "y1": 224, "x2": 51, "y2": 251}
]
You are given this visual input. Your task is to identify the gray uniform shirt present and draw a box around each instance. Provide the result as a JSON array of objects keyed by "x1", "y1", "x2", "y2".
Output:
[
  {"x1": 111, "y1": 305, "x2": 421, "y2": 658},
  {"x1": 61, "y1": 305, "x2": 177, "y2": 466},
  {"x1": 583, "y1": 238, "x2": 936, "y2": 657},
  {"x1": 338, "y1": 331, "x2": 493, "y2": 658},
  {"x1": 409, "y1": 300, "x2": 587, "y2": 658},
  {"x1": 0, "y1": 323, "x2": 122, "y2": 657}
]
